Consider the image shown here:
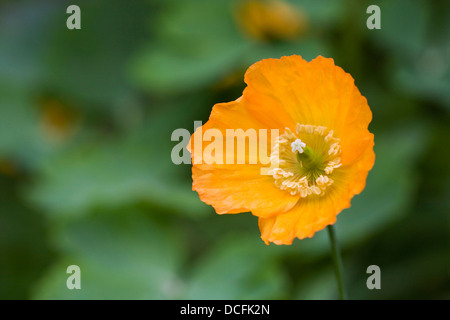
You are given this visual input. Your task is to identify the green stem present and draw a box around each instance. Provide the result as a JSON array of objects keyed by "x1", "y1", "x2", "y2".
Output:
[{"x1": 327, "y1": 225, "x2": 347, "y2": 300}]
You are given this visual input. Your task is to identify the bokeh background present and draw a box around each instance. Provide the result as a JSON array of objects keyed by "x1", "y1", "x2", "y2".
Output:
[{"x1": 0, "y1": 0, "x2": 449, "y2": 300}]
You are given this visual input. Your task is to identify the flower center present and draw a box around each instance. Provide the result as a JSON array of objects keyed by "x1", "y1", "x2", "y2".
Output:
[{"x1": 269, "y1": 124, "x2": 342, "y2": 197}]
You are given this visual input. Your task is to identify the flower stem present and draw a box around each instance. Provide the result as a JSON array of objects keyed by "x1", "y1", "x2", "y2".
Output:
[{"x1": 327, "y1": 225, "x2": 347, "y2": 300}]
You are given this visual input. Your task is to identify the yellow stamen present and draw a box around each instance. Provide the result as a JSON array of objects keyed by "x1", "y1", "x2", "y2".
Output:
[{"x1": 269, "y1": 124, "x2": 342, "y2": 197}]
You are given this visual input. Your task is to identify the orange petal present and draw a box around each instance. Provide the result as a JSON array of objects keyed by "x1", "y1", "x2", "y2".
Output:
[
  {"x1": 243, "y1": 55, "x2": 373, "y2": 165},
  {"x1": 258, "y1": 187, "x2": 351, "y2": 245},
  {"x1": 189, "y1": 98, "x2": 299, "y2": 217},
  {"x1": 193, "y1": 164, "x2": 299, "y2": 217},
  {"x1": 258, "y1": 143, "x2": 374, "y2": 245}
]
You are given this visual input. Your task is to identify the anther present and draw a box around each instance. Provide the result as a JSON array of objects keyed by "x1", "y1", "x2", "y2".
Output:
[{"x1": 291, "y1": 139, "x2": 306, "y2": 154}]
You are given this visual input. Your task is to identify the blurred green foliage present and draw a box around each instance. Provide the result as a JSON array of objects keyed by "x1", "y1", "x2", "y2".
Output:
[{"x1": 0, "y1": 0, "x2": 449, "y2": 300}]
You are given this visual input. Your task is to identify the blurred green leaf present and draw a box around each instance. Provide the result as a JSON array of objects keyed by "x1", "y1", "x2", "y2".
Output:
[
  {"x1": 394, "y1": 58, "x2": 450, "y2": 111},
  {"x1": 370, "y1": 0, "x2": 430, "y2": 58},
  {"x1": 290, "y1": 0, "x2": 344, "y2": 27},
  {"x1": 0, "y1": 84, "x2": 54, "y2": 167},
  {"x1": 33, "y1": 210, "x2": 183, "y2": 299},
  {"x1": 0, "y1": 1, "x2": 55, "y2": 88},
  {"x1": 28, "y1": 98, "x2": 210, "y2": 218},
  {"x1": 130, "y1": 42, "x2": 250, "y2": 94},
  {"x1": 184, "y1": 235, "x2": 287, "y2": 299},
  {"x1": 294, "y1": 266, "x2": 335, "y2": 300},
  {"x1": 130, "y1": 0, "x2": 250, "y2": 94},
  {"x1": 42, "y1": 1, "x2": 149, "y2": 108},
  {"x1": 0, "y1": 176, "x2": 54, "y2": 299}
]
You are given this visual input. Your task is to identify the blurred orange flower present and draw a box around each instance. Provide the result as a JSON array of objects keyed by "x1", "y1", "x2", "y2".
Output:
[
  {"x1": 189, "y1": 55, "x2": 375, "y2": 245},
  {"x1": 235, "y1": 0, "x2": 307, "y2": 41}
]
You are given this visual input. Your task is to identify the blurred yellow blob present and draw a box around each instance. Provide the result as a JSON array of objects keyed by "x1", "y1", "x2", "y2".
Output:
[
  {"x1": 0, "y1": 158, "x2": 19, "y2": 177},
  {"x1": 235, "y1": 0, "x2": 307, "y2": 41},
  {"x1": 40, "y1": 98, "x2": 79, "y2": 144}
]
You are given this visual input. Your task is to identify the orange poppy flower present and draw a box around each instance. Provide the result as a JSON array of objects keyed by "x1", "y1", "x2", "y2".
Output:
[{"x1": 188, "y1": 55, "x2": 375, "y2": 245}]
